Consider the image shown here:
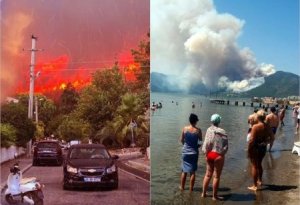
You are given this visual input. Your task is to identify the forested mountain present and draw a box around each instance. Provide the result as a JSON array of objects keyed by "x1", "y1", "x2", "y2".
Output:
[{"x1": 151, "y1": 71, "x2": 299, "y2": 97}]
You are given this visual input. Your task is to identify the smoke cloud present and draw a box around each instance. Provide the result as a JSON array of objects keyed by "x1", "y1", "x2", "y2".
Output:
[
  {"x1": 1, "y1": 0, "x2": 149, "y2": 101},
  {"x1": 151, "y1": 0, "x2": 275, "y2": 92}
]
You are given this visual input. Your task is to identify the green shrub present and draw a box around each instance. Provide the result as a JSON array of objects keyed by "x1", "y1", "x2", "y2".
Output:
[{"x1": 1, "y1": 123, "x2": 17, "y2": 148}]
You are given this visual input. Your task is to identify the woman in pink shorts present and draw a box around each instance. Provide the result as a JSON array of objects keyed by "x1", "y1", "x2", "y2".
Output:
[{"x1": 202, "y1": 114, "x2": 228, "y2": 200}]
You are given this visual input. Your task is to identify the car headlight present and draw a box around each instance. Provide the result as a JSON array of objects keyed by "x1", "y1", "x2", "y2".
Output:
[
  {"x1": 106, "y1": 164, "x2": 117, "y2": 173},
  {"x1": 67, "y1": 165, "x2": 77, "y2": 173}
]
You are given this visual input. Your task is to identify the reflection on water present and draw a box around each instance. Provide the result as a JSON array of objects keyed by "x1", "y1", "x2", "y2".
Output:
[{"x1": 151, "y1": 92, "x2": 297, "y2": 204}]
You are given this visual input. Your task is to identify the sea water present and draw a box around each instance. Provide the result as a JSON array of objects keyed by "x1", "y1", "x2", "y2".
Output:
[{"x1": 150, "y1": 92, "x2": 296, "y2": 204}]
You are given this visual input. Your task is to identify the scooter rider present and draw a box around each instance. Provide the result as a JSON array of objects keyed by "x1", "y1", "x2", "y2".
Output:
[
  {"x1": 7, "y1": 163, "x2": 22, "y2": 196},
  {"x1": 5, "y1": 161, "x2": 44, "y2": 205}
]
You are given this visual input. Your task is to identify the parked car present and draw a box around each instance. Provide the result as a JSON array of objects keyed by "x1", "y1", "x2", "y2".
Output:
[
  {"x1": 66, "y1": 140, "x2": 81, "y2": 149},
  {"x1": 63, "y1": 144, "x2": 119, "y2": 190},
  {"x1": 32, "y1": 140, "x2": 63, "y2": 166}
]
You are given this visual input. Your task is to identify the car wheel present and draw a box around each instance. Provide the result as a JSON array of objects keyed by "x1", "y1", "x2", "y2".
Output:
[
  {"x1": 112, "y1": 182, "x2": 118, "y2": 189},
  {"x1": 63, "y1": 179, "x2": 71, "y2": 190},
  {"x1": 5, "y1": 194, "x2": 18, "y2": 204}
]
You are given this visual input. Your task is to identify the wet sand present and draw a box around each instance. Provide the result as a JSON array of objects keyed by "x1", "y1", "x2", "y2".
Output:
[
  {"x1": 168, "y1": 135, "x2": 300, "y2": 205},
  {"x1": 221, "y1": 148, "x2": 300, "y2": 205}
]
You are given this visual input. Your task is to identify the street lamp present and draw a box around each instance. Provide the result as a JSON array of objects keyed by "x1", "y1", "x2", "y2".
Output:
[
  {"x1": 34, "y1": 96, "x2": 43, "y2": 123},
  {"x1": 130, "y1": 119, "x2": 137, "y2": 147}
]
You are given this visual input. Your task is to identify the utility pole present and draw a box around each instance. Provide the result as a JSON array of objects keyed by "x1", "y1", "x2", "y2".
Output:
[
  {"x1": 25, "y1": 35, "x2": 42, "y2": 156},
  {"x1": 28, "y1": 35, "x2": 37, "y2": 119},
  {"x1": 35, "y1": 96, "x2": 38, "y2": 123}
]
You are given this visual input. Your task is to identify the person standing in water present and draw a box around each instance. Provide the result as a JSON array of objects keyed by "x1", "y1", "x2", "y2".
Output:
[
  {"x1": 202, "y1": 114, "x2": 228, "y2": 201},
  {"x1": 292, "y1": 103, "x2": 299, "y2": 126},
  {"x1": 179, "y1": 113, "x2": 202, "y2": 192},
  {"x1": 265, "y1": 107, "x2": 279, "y2": 151},
  {"x1": 278, "y1": 105, "x2": 286, "y2": 127},
  {"x1": 247, "y1": 108, "x2": 259, "y2": 142},
  {"x1": 248, "y1": 109, "x2": 274, "y2": 191},
  {"x1": 297, "y1": 105, "x2": 300, "y2": 134}
]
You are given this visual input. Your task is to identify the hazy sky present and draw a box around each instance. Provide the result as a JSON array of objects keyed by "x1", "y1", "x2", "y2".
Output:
[
  {"x1": 1, "y1": 0, "x2": 149, "y2": 100},
  {"x1": 151, "y1": 0, "x2": 299, "y2": 92}
]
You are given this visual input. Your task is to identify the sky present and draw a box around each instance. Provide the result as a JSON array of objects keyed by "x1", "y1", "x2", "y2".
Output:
[
  {"x1": 214, "y1": 0, "x2": 299, "y2": 76},
  {"x1": 151, "y1": 0, "x2": 299, "y2": 92},
  {"x1": 1, "y1": 0, "x2": 149, "y2": 101}
]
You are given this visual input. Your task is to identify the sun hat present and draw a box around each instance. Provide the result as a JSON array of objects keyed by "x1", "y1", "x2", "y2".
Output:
[{"x1": 211, "y1": 114, "x2": 221, "y2": 125}]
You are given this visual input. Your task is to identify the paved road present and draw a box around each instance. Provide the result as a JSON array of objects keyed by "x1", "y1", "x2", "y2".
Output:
[{"x1": 1, "y1": 165, "x2": 149, "y2": 205}]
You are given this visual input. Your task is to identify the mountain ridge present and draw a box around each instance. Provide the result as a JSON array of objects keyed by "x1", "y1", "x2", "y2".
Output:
[{"x1": 151, "y1": 71, "x2": 299, "y2": 97}]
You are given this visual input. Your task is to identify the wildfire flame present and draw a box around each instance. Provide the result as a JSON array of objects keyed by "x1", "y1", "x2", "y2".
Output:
[{"x1": 15, "y1": 53, "x2": 138, "y2": 96}]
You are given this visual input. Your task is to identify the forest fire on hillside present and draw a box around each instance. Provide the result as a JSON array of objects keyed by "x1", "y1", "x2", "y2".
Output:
[
  {"x1": 15, "y1": 54, "x2": 138, "y2": 95},
  {"x1": 1, "y1": 0, "x2": 149, "y2": 102}
]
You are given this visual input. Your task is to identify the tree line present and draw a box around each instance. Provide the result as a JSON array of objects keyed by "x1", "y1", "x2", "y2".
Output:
[{"x1": 1, "y1": 34, "x2": 150, "y2": 149}]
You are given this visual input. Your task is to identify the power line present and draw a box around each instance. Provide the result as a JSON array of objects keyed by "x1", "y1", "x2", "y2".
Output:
[{"x1": 28, "y1": 58, "x2": 150, "y2": 65}]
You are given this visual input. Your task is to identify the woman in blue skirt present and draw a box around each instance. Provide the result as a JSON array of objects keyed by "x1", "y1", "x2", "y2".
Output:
[{"x1": 179, "y1": 113, "x2": 203, "y2": 192}]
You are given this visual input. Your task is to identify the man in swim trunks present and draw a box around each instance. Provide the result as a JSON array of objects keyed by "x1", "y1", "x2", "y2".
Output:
[
  {"x1": 247, "y1": 108, "x2": 259, "y2": 142},
  {"x1": 248, "y1": 109, "x2": 274, "y2": 191},
  {"x1": 278, "y1": 105, "x2": 286, "y2": 127},
  {"x1": 265, "y1": 106, "x2": 279, "y2": 151}
]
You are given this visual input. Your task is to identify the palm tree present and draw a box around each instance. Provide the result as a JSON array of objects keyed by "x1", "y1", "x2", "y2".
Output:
[{"x1": 99, "y1": 92, "x2": 147, "y2": 147}]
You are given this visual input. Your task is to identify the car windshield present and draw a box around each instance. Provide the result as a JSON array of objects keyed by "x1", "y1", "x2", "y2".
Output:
[
  {"x1": 37, "y1": 142, "x2": 58, "y2": 148},
  {"x1": 69, "y1": 148, "x2": 110, "y2": 159}
]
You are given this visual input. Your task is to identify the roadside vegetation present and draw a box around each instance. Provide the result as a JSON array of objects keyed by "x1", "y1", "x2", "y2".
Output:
[{"x1": 1, "y1": 33, "x2": 150, "y2": 149}]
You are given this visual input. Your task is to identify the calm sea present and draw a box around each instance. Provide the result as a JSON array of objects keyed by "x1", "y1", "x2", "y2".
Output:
[{"x1": 150, "y1": 92, "x2": 296, "y2": 205}]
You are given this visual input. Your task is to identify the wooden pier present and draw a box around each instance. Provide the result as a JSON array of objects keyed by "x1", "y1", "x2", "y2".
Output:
[
  {"x1": 210, "y1": 99, "x2": 226, "y2": 104},
  {"x1": 209, "y1": 99, "x2": 289, "y2": 109}
]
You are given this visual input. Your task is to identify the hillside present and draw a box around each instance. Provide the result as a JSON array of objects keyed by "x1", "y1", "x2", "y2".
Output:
[
  {"x1": 151, "y1": 71, "x2": 299, "y2": 97},
  {"x1": 243, "y1": 71, "x2": 299, "y2": 97},
  {"x1": 150, "y1": 72, "x2": 209, "y2": 94}
]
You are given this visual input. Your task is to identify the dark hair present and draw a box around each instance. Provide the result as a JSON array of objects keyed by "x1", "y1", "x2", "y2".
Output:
[
  {"x1": 189, "y1": 113, "x2": 199, "y2": 124},
  {"x1": 254, "y1": 107, "x2": 259, "y2": 113},
  {"x1": 270, "y1": 106, "x2": 276, "y2": 113}
]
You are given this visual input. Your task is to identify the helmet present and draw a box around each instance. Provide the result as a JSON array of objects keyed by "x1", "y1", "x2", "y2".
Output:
[
  {"x1": 211, "y1": 114, "x2": 221, "y2": 125},
  {"x1": 10, "y1": 163, "x2": 20, "y2": 174}
]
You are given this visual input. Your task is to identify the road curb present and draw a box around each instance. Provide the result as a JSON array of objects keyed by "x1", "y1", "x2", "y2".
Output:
[
  {"x1": 117, "y1": 161, "x2": 150, "y2": 183},
  {"x1": 119, "y1": 168, "x2": 150, "y2": 183},
  {"x1": 126, "y1": 160, "x2": 150, "y2": 172}
]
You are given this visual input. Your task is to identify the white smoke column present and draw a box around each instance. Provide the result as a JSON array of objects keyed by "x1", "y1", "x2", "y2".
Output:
[
  {"x1": 151, "y1": 0, "x2": 276, "y2": 92},
  {"x1": 1, "y1": 11, "x2": 32, "y2": 101}
]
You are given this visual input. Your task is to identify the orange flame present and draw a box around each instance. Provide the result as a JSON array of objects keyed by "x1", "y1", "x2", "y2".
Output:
[{"x1": 15, "y1": 52, "x2": 139, "y2": 96}]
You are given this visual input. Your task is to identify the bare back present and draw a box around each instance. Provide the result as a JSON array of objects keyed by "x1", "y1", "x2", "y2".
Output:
[
  {"x1": 266, "y1": 113, "x2": 279, "y2": 128},
  {"x1": 180, "y1": 125, "x2": 202, "y2": 144},
  {"x1": 249, "y1": 122, "x2": 274, "y2": 146}
]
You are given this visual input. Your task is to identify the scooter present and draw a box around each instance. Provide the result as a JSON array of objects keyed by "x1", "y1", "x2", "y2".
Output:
[{"x1": 3, "y1": 156, "x2": 44, "y2": 205}]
